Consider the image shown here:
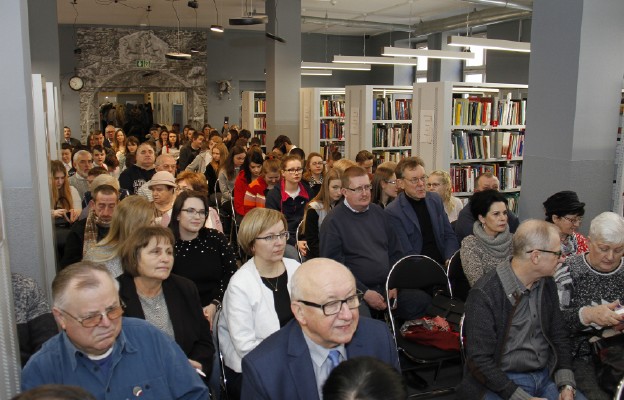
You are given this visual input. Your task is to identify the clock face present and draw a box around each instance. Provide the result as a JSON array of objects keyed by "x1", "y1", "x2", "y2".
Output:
[{"x1": 69, "y1": 76, "x2": 84, "y2": 91}]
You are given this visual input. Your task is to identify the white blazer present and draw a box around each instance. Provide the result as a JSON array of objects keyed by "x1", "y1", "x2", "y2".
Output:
[{"x1": 218, "y1": 257, "x2": 300, "y2": 372}]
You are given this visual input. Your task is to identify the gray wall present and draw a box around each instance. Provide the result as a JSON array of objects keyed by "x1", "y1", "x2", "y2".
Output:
[
  {"x1": 58, "y1": 25, "x2": 81, "y2": 137},
  {"x1": 28, "y1": 0, "x2": 60, "y2": 87}
]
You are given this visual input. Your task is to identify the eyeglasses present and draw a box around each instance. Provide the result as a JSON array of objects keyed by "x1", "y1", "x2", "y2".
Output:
[
  {"x1": 59, "y1": 305, "x2": 124, "y2": 328},
  {"x1": 402, "y1": 176, "x2": 427, "y2": 185},
  {"x1": 255, "y1": 231, "x2": 290, "y2": 242},
  {"x1": 526, "y1": 249, "x2": 563, "y2": 258},
  {"x1": 284, "y1": 168, "x2": 304, "y2": 174},
  {"x1": 426, "y1": 182, "x2": 441, "y2": 188},
  {"x1": 561, "y1": 216, "x2": 583, "y2": 225},
  {"x1": 345, "y1": 184, "x2": 373, "y2": 194},
  {"x1": 384, "y1": 180, "x2": 397, "y2": 185},
  {"x1": 181, "y1": 208, "x2": 208, "y2": 218},
  {"x1": 298, "y1": 292, "x2": 363, "y2": 316}
]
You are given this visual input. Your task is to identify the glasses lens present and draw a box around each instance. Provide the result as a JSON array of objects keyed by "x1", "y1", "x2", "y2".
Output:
[
  {"x1": 346, "y1": 294, "x2": 361, "y2": 309},
  {"x1": 81, "y1": 315, "x2": 102, "y2": 328},
  {"x1": 108, "y1": 306, "x2": 124, "y2": 320},
  {"x1": 323, "y1": 300, "x2": 342, "y2": 315}
]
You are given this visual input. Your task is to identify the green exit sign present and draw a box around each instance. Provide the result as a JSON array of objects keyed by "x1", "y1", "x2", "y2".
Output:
[{"x1": 136, "y1": 60, "x2": 151, "y2": 68}]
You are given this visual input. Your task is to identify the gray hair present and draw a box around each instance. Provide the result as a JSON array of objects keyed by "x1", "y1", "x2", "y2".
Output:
[
  {"x1": 512, "y1": 219, "x2": 559, "y2": 259},
  {"x1": 52, "y1": 261, "x2": 119, "y2": 309},
  {"x1": 72, "y1": 149, "x2": 91, "y2": 165},
  {"x1": 589, "y1": 212, "x2": 624, "y2": 245}
]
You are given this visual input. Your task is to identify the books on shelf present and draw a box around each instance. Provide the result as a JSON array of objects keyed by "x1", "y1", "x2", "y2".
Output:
[
  {"x1": 372, "y1": 124, "x2": 412, "y2": 148},
  {"x1": 450, "y1": 163, "x2": 522, "y2": 193},
  {"x1": 372, "y1": 96, "x2": 412, "y2": 120},
  {"x1": 253, "y1": 116, "x2": 266, "y2": 131},
  {"x1": 451, "y1": 130, "x2": 524, "y2": 161},
  {"x1": 320, "y1": 142, "x2": 345, "y2": 161},
  {"x1": 320, "y1": 120, "x2": 344, "y2": 140},
  {"x1": 321, "y1": 99, "x2": 345, "y2": 117},
  {"x1": 452, "y1": 93, "x2": 526, "y2": 126},
  {"x1": 254, "y1": 99, "x2": 266, "y2": 113},
  {"x1": 373, "y1": 149, "x2": 412, "y2": 166}
]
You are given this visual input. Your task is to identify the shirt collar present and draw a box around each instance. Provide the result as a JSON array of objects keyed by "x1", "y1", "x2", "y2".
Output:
[
  {"x1": 302, "y1": 332, "x2": 346, "y2": 369},
  {"x1": 343, "y1": 198, "x2": 369, "y2": 213},
  {"x1": 497, "y1": 260, "x2": 543, "y2": 305},
  {"x1": 279, "y1": 180, "x2": 309, "y2": 202}
]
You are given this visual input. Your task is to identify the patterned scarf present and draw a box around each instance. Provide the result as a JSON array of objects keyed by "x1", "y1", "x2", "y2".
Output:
[{"x1": 82, "y1": 208, "x2": 111, "y2": 256}]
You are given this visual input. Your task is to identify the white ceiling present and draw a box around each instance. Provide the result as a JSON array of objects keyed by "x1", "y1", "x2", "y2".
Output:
[{"x1": 55, "y1": 0, "x2": 521, "y2": 36}]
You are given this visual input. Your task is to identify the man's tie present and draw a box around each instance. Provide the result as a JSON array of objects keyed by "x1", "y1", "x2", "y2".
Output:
[{"x1": 327, "y1": 349, "x2": 341, "y2": 371}]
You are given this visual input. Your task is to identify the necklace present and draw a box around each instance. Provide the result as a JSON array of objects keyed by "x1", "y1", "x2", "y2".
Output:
[{"x1": 262, "y1": 275, "x2": 279, "y2": 292}]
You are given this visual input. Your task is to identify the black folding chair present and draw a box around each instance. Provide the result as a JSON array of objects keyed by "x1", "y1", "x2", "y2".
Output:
[
  {"x1": 615, "y1": 376, "x2": 624, "y2": 400},
  {"x1": 211, "y1": 304, "x2": 228, "y2": 400},
  {"x1": 447, "y1": 250, "x2": 471, "y2": 302},
  {"x1": 385, "y1": 255, "x2": 461, "y2": 398}
]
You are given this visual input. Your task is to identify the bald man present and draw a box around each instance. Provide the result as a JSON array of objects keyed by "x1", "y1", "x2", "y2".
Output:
[{"x1": 241, "y1": 258, "x2": 399, "y2": 400}]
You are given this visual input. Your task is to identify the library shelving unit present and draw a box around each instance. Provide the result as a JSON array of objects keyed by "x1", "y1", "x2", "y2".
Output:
[
  {"x1": 412, "y1": 81, "x2": 528, "y2": 212},
  {"x1": 299, "y1": 88, "x2": 346, "y2": 161},
  {"x1": 344, "y1": 85, "x2": 413, "y2": 164},
  {"x1": 611, "y1": 87, "x2": 624, "y2": 215},
  {"x1": 241, "y1": 91, "x2": 267, "y2": 150}
]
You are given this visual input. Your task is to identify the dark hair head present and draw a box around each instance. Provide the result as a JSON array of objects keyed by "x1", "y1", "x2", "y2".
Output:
[
  {"x1": 355, "y1": 150, "x2": 374, "y2": 163},
  {"x1": 223, "y1": 145, "x2": 247, "y2": 180},
  {"x1": 249, "y1": 137, "x2": 262, "y2": 147},
  {"x1": 169, "y1": 190, "x2": 209, "y2": 241},
  {"x1": 395, "y1": 156, "x2": 426, "y2": 179},
  {"x1": 543, "y1": 190, "x2": 585, "y2": 222},
  {"x1": 61, "y1": 143, "x2": 73, "y2": 151},
  {"x1": 191, "y1": 131, "x2": 204, "y2": 141},
  {"x1": 87, "y1": 166, "x2": 108, "y2": 178},
  {"x1": 242, "y1": 147, "x2": 265, "y2": 182},
  {"x1": 120, "y1": 226, "x2": 175, "y2": 277},
  {"x1": 322, "y1": 357, "x2": 407, "y2": 400},
  {"x1": 126, "y1": 136, "x2": 139, "y2": 148},
  {"x1": 274, "y1": 135, "x2": 292, "y2": 148},
  {"x1": 91, "y1": 145, "x2": 105, "y2": 153},
  {"x1": 239, "y1": 129, "x2": 252, "y2": 140},
  {"x1": 469, "y1": 189, "x2": 508, "y2": 220},
  {"x1": 289, "y1": 147, "x2": 306, "y2": 161}
]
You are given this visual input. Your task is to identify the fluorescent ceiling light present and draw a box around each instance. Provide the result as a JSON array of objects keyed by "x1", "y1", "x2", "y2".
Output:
[
  {"x1": 301, "y1": 62, "x2": 371, "y2": 71},
  {"x1": 210, "y1": 25, "x2": 224, "y2": 32},
  {"x1": 333, "y1": 56, "x2": 418, "y2": 66},
  {"x1": 382, "y1": 47, "x2": 475, "y2": 61},
  {"x1": 302, "y1": 69, "x2": 333, "y2": 76},
  {"x1": 447, "y1": 36, "x2": 530, "y2": 53}
]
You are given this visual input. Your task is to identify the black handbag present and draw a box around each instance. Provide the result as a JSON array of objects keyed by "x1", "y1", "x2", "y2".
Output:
[
  {"x1": 426, "y1": 291, "x2": 465, "y2": 332},
  {"x1": 592, "y1": 333, "x2": 624, "y2": 395}
]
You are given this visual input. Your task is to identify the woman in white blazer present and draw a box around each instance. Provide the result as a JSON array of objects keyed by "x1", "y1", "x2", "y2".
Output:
[{"x1": 218, "y1": 208, "x2": 300, "y2": 400}]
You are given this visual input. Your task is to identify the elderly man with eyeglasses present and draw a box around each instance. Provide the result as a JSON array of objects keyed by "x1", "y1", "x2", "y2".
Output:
[
  {"x1": 21, "y1": 261, "x2": 210, "y2": 400},
  {"x1": 241, "y1": 258, "x2": 399, "y2": 400},
  {"x1": 320, "y1": 165, "x2": 404, "y2": 318}
]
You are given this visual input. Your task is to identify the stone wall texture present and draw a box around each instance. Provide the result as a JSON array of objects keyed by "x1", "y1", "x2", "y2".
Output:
[{"x1": 76, "y1": 27, "x2": 207, "y2": 137}]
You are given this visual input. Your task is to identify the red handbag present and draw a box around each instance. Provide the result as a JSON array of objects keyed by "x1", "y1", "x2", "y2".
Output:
[{"x1": 400, "y1": 316, "x2": 460, "y2": 352}]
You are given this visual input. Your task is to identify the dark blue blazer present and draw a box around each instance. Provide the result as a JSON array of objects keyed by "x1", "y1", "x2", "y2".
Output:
[
  {"x1": 241, "y1": 317, "x2": 399, "y2": 400},
  {"x1": 385, "y1": 191, "x2": 459, "y2": 261}
]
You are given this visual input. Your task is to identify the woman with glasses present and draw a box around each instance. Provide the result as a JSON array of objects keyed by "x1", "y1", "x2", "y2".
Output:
[
  {"x1": 175, "y1": 171, "x2": 222, "y2": 233},
  {"x1": 266, "y1": 155, "x2": 312, "y2": 260},
  {"x1": 460, "y1": 190, "x2": 513, "y2": 286},
  {"x1": 169, "y1": 190, "x2": 237, "y2": 329},
  {"x1": 427, "y1": 170, "x2": 463, "y2": 223},
  {"x1": 302, "y1": 168, "x2": 343, "y2": 260},
  {"x1": 218, "y1": 208, "x2": 300, "y2": 399},
  {"x1": 117, "y1": 225, "x2": 214, "y2": 380},
  {"x1": 555, "y1": 212, "x2": 624, "y2": 400},
  {"x1": 543, "y1": 190, "x2": 588, "y2": 258},
  {"x1": 302, "y1": 152, "x2": 325, "y2": 198},
  {"x1": 370, "y1": 161, "x2": 398, "y2": 209}
]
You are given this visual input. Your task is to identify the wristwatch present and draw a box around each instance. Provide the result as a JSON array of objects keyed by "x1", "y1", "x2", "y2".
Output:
[{"x1": 559, "y1": 385, "x2": 576, "y2": 397}]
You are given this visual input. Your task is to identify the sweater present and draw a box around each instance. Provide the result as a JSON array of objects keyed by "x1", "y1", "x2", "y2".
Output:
[
  {"x1": 320, "y1": 201, "x2": 403, "y2": 292},
  {"x1": 233, "y1": 170, "x2": 250, "y2": 216},
  {"x1": 243, "y1": 176, "x2": 269, "y2": 213},
  {"x1": 118, "y1": 164, "x2": 155, "y2": 195},
  {"x1": 172, "y1": 228, "x2": 238, "y2": 306},
  {"x1": 459, "y1": 261, "x2": 575, "y2": 399},
  {"x1": 555, "y1": 253, "x2": 624, "y2": 358},
  {"x1": 460, "y1": 223, "x2": 513, "y2": 286},
  {"x1": 265, "y1": 180, "x2": 311, "y2": 246}
]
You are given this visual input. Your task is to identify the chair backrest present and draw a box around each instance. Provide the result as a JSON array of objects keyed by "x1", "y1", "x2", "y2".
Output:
[
  {"x1": 213, "y1": 180, "x2": 221, "y2": 214},
  {"x1": 295, "y1": 219, "x2": 304, "y2": 262},
  {"x1": 459, "y1": 313, "x2": 466, "y2": 363},
  {"x1": 447, "y1": 250, "x2": 470, "y2": 302},
  {"x1": 212, "y1": 305, "x2": 229, "y2": 400},
  {"x1": 385, "y1": 255, "x2": 451, "y2": 338},
  {"x1": 615, "y1": 376, "x2": 624, "y2": 400}
]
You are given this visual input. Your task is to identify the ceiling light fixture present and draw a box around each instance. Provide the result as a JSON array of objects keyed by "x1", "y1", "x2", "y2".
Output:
[
  {"x1": 302, "y1": 61, "x2": 371, "y2": 71},
  {"x1": 229, "y1": 0, "x2": 267, "y2": 25},
  {"x1": 381, "y1": 47, "x2": 476, "y2": 61},
  {"x1": 333, "y1": 56, "x2": 419, "y2": 66},
  {"x1": 165, "y1": 1, "x2": 191, "y2": 60},
  {"x1": 301, "y1": 69, "x2": 333, "y2": 76},
  {"x1": 210, "y1": 0, "x2": 224, "y2": 32},
  {"x1": 447, "y1": 36, "x2": 530, "y2": 53}
]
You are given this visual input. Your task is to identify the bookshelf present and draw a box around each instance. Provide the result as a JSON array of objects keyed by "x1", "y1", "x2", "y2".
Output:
[
  {"x1": 612, "y1": 87, "x2": 624, "y2": 215},
  {"x1": 299, "y1": 88, "x2": 346, "y2": 161},
  {"x1": 242, "y1": 91, "x2": 267, "y2": 149},
  {"x1": 412, "y1": 81, "x2": 528, "y2": 212},
  {"x1": 345, "y1": 85, "x2": 413, "y2": 164}
]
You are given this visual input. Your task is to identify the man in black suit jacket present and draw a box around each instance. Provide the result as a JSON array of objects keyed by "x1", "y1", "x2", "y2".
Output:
[
  {"x1": 62, "y1": 126, "x2": 81, "y2": 148},
  {"x1": 241, "y1": 258, "x2": 399, "y2": 400}
]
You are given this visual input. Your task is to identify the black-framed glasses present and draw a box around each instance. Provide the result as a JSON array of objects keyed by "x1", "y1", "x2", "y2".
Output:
[
  {"x1": 181, "y1": 208, "x2": 208, "y2": 218},
  {"x1": 561, "y1": 215, "x2": 583, "y2": 225},
  {"x1": 345, "y1": 185, "x2": 373, "y2": 194},
  {"x1": 59, "y1": 304, "x2": 124, "y2": 328},
  {"x1": 298, "y1": 292, "x2": 363, "y2": 316},
  {"x1": 526, "y1": 249, "x2": 563, "y2": 258},
  {"x1": 402, "y1": 176, "x2": 427, "y2": 185},
  {"x1": 255, "y1": 231, "x2": 290, "y2": 242},
  {"x1": 284, "y1": 168, "x2": 304, "y2": 174}
]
